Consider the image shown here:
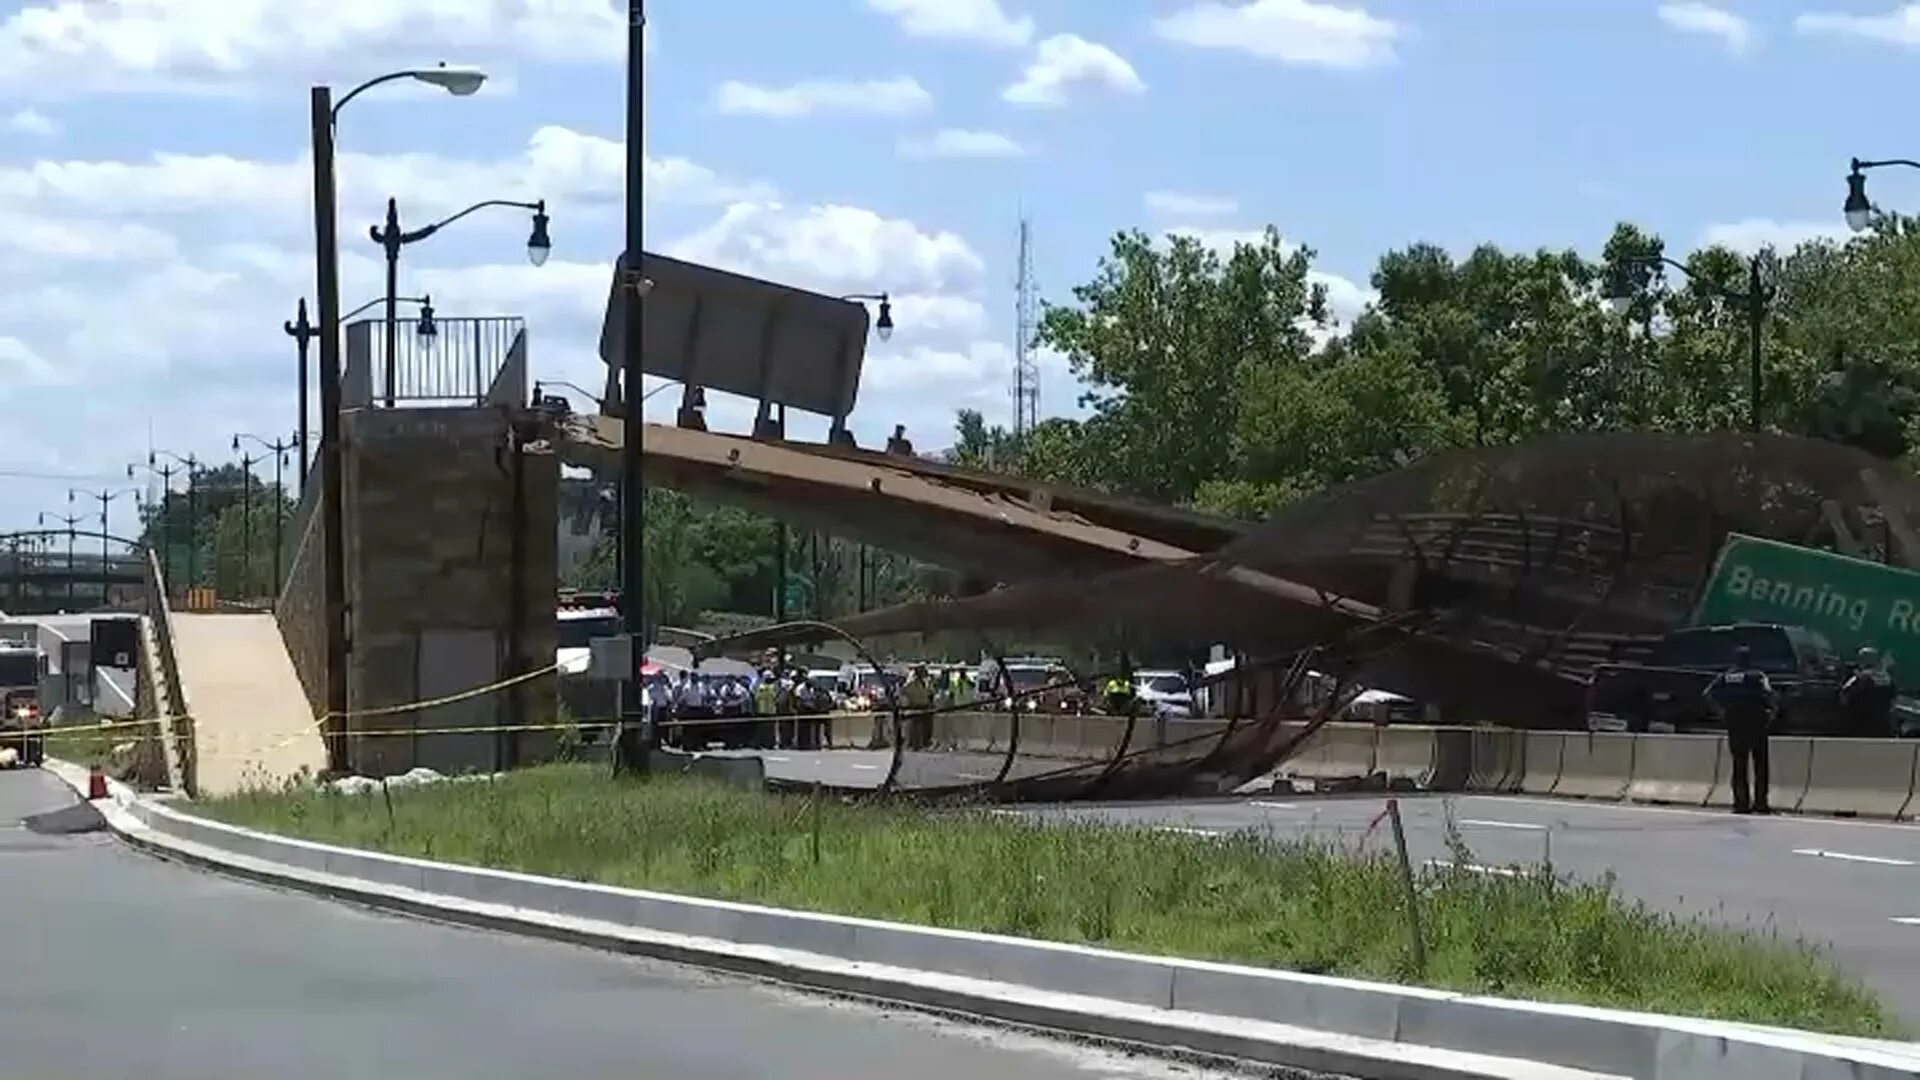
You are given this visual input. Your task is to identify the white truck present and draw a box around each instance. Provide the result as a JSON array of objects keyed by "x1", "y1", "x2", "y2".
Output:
[{"x1": 0, "y1": 630, "x2": 47, "y2": 768}]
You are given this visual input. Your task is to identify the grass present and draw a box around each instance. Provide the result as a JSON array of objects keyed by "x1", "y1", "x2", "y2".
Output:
[{"x1": 199, "y1": 765, "x2": 1897, "y2": 1038}]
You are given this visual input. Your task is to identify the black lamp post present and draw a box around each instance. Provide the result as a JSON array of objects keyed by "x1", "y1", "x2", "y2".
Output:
[
  {"x1": 235, "y1": 433, "x2": 296, "y2": 595},
  {"x1": 1844, "y1": 157, "x2": 1920, "y2": 233},
  {"x1": 69, "y1": 487, "x2": 133, "y2": 604},
  {"x1": 150, "y1": 450, "x2": 199, "y2": 587},
  {"x1": 1605, "y1": 254, "x2": 1772, "y2": 432},
  {"x1": 284, "y1": 297, "x2": 318, "y2": 488},
  {"x1": 370, "y1": 197, "x2": 548, "y2": 405},
  {"x1": 312, "y1": 62, "x2": 486, "y2": 772},
  {"x1": 127, "y1": 459, "x2": 180, "y2": 589},
  {"x1": 39, "y1": 511, "x2": 86, "y2": 606},
  {"x1": 615, "y1": 0, "x2": 651, "y2": 774}
]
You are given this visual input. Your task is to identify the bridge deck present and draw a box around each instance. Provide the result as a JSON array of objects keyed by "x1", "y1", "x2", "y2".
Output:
[{"x1": 171, "y1": 613, "x2": 326, "y2": 795}]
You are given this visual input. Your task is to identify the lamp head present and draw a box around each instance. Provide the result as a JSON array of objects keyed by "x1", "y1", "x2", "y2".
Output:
[
  {"x1": 527, "y1": 201, "x2": 551, "y2": 267},
  {"x1": 416, "y1": 296, "x2": 437, "y2": 343},
  {"x1": 414, "y1": 63, "x2": 486, "y2": 96},
  {"x1": 875, "y1": 295, "x2": 894, "y2": 342},
  {"x1": 1845, "y1": 168, "x2": 1873, "y2": 234},
  {"x1": 1603, "y1": 263, "x2": 1638, "y2": 316}
]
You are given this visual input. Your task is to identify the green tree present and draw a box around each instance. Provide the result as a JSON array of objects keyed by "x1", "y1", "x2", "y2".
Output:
[
  {"x1": 203, "y1": 485, "x2": 295, "y2": 600},
  {"x1": 1035, "y1": 227, "x2": 1328, "y2": 504}
]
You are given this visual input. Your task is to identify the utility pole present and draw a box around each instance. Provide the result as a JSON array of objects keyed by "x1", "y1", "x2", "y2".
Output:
[{"x1": 616, "y1": 0, "x2": 651, "y2": 773}]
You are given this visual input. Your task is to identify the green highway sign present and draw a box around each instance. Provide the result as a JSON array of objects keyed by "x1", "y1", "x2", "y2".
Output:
[{"x1": 1692, "y1": 532, "x2": 1920, "y2": 688}]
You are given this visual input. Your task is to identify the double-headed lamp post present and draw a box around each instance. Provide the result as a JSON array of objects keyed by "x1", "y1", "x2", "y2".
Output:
[
  {"x1": 69, "y1": 487, "x2": 133, "y2": 604},
  {"x1": 313, "y1": 62, "x2": 486, "y2": 773},
  {"x1": 39, "y1": 511, "x2": 87, "y2": 606},
  {"x1": 371, "y1": 198, "x2": 548, "y2": 405},
  {"x1": 127, "y1": 459, "x2": 180, "y2": 588},
  {"x1": 235, "y1": 433, "x2": 297, "y2": 596},
  {"x1": 1844, "y1": 157, "x2": 1920, "y2": 232},
  {"x1": 1605, "y1": 254, "x2": 1772, "y2": 433},
  {"x1": 149, "y1": 449, "x2": 200, "y2": 586}
]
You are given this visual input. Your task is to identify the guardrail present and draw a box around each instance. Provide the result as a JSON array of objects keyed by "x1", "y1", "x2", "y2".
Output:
[
  {"x1": 142, "y1": 548, "x2": 194, "y2": 795},
  {"x1": 896, "y1": 710, "x2": 1920, "y2": 819}
]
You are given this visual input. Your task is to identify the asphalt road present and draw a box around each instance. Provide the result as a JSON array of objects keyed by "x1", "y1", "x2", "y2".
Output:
[
  {"x1": 1013, "y1": 792, "x2": 1920, "y2": 1024},
  {"x1": 0, "y1": 769, "x2": 1271, "y2": 1080}
]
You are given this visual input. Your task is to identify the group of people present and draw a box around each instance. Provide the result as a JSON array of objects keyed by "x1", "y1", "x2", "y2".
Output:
[
  {"x1": 1704, "y1": 644, "x2": 1899, "y2": 815},
  {"x1": 641, "y1": 667, "x2": 838, "y2": 750}
]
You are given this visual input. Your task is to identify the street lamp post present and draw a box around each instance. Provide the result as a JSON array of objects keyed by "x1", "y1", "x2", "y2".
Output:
[
  {"x1": 235, "y1": 433, "x2": 296, "y2": 596},
  {"x1": 1844, "y1": 157, "x2": 1920, "y2": 232},
  {"x1": 127, "y1": 459, "x2": 180, "y2": 589},
  {"x1": 69, "y1": 487, "x2": 132, "y2": 604},
  {"x1": 1605, "y1": 254, "x2": 1772, "y2": 432},
  {"x1": 285, "y1": 298, "x2": 318, "y2": 488},
  {"x1": 232, "y1": 449, "x2": 258, "y2": 598},
  {"x1": 610, "y1": 0, "x2": 657, "y2": 775},
  {"x1": 150, "y1": 450, "x2": 199, "y2": 587},
  {"x1": 370, "y1": 197, "x2": 549, "y2": 405},
  {"x1": 39, "y1": 511, "x2": 86, "y2": 606},
  {"x1": 313, "y1": 63, "x2": 486, "y2": 773}
]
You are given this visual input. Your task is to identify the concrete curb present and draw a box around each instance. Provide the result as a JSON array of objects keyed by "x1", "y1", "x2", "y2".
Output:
[{"x1": 42, "y1": 761, "x2": 1920, "y2": 1080}]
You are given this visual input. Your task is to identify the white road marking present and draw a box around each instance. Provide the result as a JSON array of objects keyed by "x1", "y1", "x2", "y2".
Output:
[
  {"x1": 1891, "y1": 917, "x2": 1920, "y2": 926},
  {"x1": 763, "y1": 755, "x2": 791, "y2": 763},
  {"x1": 1249, "y1": 800, "x2": 1298, "y2": 810},
  {"x1": 1464, "y1": 794, "x2": 1920, "y2": 832},
  {"x1": 1156, "y1": 826, "x2": 1222, "y2": 837},
  {"x1": 1792, "y1": 848, "x2": 1915, "y2": 867},
  {"x1": 1459, "y1": 819, "x2": 1546, "y2": 831},
  {"x1": 956, "y1": 771, "x2": 994, "y2": 780},
  {"x1": 849, "y1": 763, "x2": 880, "y2": 771},
  {"x1": 1426, "y1": 859, "x2": 1523, "y2": 878}
]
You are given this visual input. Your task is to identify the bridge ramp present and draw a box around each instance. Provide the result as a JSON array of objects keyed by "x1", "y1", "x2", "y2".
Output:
[{"x1": 171, "y1": 613, "x2": 326, "y2": 796}]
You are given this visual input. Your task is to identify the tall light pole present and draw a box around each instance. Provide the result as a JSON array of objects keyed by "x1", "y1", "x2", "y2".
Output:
[
  {"x1": 370, "y1": 197, "x2": 549, "y2": 405},
  {"x1": 285, "y1": 298, "x2": 318, "y2": 488},
  {"x1": 313, "y1": 62, "x2": 486, "y2": 773},
  {"x1": 151, "y1": 450, "x2": 199, "y2": 587},
  {"x1": 128, "y1": 459, "x2": 180, "y2": 590},
  {"x1": 39, "y1": 511, "x2": 86, "y2": 607},
  {"x1": 1844, "y1": 157, "x2": 1920, "y2": 232},
  {"x1": 233, "y1": 447, "x2": 259, "y2": 598},
  {"x1": 617, "y1": 0, "x2": 650, "y2": 771},
  {"x1": 1606, "y1": 254, "x2": 1772, "y2": 432},
  {"x1": 236, "y1": 433, "x2": 297, "y2": 595},
  {"x1": 69, "y1": 487, "x2": 133, "y2": 605}
]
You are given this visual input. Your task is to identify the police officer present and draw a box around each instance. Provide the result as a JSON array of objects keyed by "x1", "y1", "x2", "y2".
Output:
[
  {"x1": 1703, "y1": 645, "x2": 1778, "y2": 815},
  {"x1": 1842, "y1": 647, "x2": 1897, "y2": 738}
]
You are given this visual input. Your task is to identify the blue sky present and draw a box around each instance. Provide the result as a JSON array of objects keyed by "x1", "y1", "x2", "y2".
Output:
[{"x1": 0, "y1": 0, "x2": 1916, "y2": 536}]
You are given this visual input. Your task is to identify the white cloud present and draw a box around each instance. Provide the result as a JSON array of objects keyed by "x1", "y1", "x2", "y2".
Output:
[
  {"x1": 0, "y1": 126, "x2": 769, "y2": 231},
  {"x1": 865, "y1": 0, "x2": 1034, "y2": 47},
  {"x1": 897, "y1": 128, "x2": 1031, "y2": 159},
  {"x1": 1797, "y1": 4, "x2": 1920, "y2": 46},
  {"x1": 1700, "y1": 218, "x2": 1851, "y2": 255},
  {"x1": 0, "y1": 211, "x2": 177, "y2": 261},
  {"x1": 0, "y1": 0, "x2": 621, "y2": 98},
  {"x1": 1154, "y1": 0, "x2": 1401, "y2": 69},
  {"x1": 714, "y1": 76, "x2": 934, "y2": 119},
  {"x1": 1003, "y1": 34, "x2": 1145, "y2": 108},
  {"x1": 5, "y1": 107, "x2": 57, "y2": 135},
  {"x1": 0, "y1": 335, "x2": 58, "y2": 385},
  {"x1": 1146, "y1": 191, "x2": 1239, "y2": 217},
  {"x1": 1657, "y1": 3, "x2": 1755, "y2": 54},
  {"x1": 666, "y1": 201, "x2": 985, "y2": 297}
]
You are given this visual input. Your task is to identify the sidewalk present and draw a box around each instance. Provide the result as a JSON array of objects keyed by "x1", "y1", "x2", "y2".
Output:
[{"x1": 170, "y1": 613, "x2": 326, "y2": 795}]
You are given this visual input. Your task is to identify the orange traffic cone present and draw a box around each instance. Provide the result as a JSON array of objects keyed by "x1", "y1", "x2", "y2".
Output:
[{"x1": 87, "y1": 763, "x2": 107, "y2": 801}]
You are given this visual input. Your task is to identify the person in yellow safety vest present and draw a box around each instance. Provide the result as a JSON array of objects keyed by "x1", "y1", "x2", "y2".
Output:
[
  {"x1": 1103, "y1": 675, "x2": 1134, "y2": 715},
  {"x1": 754, "y1": 672, "x2": 779, "y2": 745},
  {"x1": 903, "y1": 666, "x2": 935, "y2": 749}
]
